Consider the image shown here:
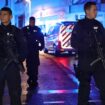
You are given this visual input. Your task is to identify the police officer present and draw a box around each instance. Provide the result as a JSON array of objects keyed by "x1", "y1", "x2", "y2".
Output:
[
  {"x1": 22, "y1": 17, "x2": 44, "y2": 90},
  {"x1": 71, "y1": 2, "x2": 105, "y2": 105},
  {"x1": 0, "y1": 7, "x2": 27, "y2": 105}
]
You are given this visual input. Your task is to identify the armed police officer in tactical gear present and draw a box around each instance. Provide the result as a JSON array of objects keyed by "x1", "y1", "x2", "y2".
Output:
[
  {"x1": 22, "y1": 17, "x2": 44, "y2": 90},
  {"x1": 0, "y1": 7, "x2": 27, "y2": 105},
  {"x1": 71, "y1": 2, "x2": 105, "y2": 105}
]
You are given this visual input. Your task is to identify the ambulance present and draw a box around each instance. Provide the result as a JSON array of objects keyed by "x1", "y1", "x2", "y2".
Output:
[{"x1": 44, "y1": 21, "x2": 76, "y2": 55}]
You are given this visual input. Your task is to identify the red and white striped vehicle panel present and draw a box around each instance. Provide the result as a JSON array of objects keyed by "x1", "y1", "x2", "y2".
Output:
[{"x1": 59, "y1": 24, "x2": 74, "y2": 49}]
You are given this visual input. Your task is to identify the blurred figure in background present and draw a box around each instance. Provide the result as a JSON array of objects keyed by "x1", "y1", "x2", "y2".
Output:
[{"x1": 22, "y1": 17, "x2": 44, "y2": 90}]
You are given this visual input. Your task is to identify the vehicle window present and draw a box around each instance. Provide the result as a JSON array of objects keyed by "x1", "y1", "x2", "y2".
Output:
[{"x1": 48, "y1": 24, "x2": 61, "y2": 35}]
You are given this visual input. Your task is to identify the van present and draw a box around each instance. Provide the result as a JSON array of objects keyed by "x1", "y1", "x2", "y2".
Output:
[{"x1": 44, "y1": 21, "x2": 76, "y2": 55}]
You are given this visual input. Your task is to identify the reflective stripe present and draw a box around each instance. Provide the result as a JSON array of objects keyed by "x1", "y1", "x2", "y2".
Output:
[
  {"x1": 62, "y1": 33, "x2": 71, "y2": 46},
  {"x1": 59, "y1": 24, "x2": 74, "y2": 48},
  {"x1": 62, "y1": 33, "x2": 71, "y2": 42},
  {"x1": 63, "y1": 37, "x2": 70, "y2": 47},
  {"x1": 60, "y1": 26, "x2": 67, "y2": 33}
]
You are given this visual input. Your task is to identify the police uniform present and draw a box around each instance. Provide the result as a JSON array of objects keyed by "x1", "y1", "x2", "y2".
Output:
[
  {"x1": 0, "y1": 23, "x2": 27, "y2": 105},
  {"x1": 22, "y1": 25, "x2": 44, "y2": 88},
  {"x1": 71, "y1": 17, "x2": 105, "y2": 105}
]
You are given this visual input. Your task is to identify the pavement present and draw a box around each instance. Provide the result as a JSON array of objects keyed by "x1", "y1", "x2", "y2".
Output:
[{"x1": 3, "y1": 52, "x2": 102, "y2": 105}]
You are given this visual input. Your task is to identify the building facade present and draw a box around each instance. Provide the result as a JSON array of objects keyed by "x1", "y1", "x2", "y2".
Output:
[
  {"x1": 0, "y1": 0, "x2": 31, "y2": 28},
  {"x1": 0, "y1": 0, "x2": 105, "y2": 27},
  {"x1": 30, "y1": 0, "x2": 105, "y2": 28}
]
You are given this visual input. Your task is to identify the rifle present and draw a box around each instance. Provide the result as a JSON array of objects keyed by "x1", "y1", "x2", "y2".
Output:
[
  {"x1": 90, "y1": 26, "x2": 105, "y2": 69},
  {"x1": 2, "y1": 31, "x2": 25, "y2": 72},
  {"x1": 5, "y1": 46, "x2": 25, "y2": 72}
]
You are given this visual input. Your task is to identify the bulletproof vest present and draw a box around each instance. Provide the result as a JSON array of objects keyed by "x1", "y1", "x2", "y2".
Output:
[
  {"x1": 0, "y1": 25, "x2": 18, "y2": 70},
  {"x1": 25, "y1": 26, "x2": 41, "y2": 53}
]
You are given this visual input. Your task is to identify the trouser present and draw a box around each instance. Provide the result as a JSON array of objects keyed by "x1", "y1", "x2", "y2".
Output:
[
  {"x1": 0, "y1": 63, "x2": 22, "y2": 105},
  {"x1": 77, "y1": 61, "x2": 105, "y2": 105},
  {"x1": 26, "y1": 58, "x2": 39, "y2": 87}
]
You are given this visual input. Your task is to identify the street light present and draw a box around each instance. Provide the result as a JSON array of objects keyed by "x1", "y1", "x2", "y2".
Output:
[
  {"x1": 25, "y1": 0, "x2": 31, "y2": 2},
  {"x1": 25, "y1": 0, "x2": 31, "y2": 17},
  {"x1": 67, "y1": 0, "x2": 72, "y2": 13}
]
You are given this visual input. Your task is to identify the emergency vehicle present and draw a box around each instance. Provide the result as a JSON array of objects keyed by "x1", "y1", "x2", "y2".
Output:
[{"x1": 44, "y1": 21, "x2": 76, "y2": 55}]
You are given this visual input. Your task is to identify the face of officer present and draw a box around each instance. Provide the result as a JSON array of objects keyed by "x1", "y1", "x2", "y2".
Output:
[
  {"x1": 29, "y1": 20, "x2": 35, "y2": 27},
  {"x1": 85, "y1": 5, "x2": 97, "y2": 19},
  {"x1": 0, "y1": 10, "x2": 12, "y2": 26}
]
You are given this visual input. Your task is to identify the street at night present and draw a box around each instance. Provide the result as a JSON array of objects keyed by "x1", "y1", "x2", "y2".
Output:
[
  {"x1": 2, "y1": 52, "x2": 103, "y2": 105},
  {"x1": 1, "y1": 1, "x2": 105, "y2": 105}
]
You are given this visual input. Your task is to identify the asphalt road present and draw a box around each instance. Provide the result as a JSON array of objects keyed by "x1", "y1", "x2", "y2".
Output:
[{"x1": 3, "y1": 52, "x2": 102, "y2": 105}]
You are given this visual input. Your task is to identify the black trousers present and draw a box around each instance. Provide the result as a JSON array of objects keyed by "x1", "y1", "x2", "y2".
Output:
[
  {"x1": 26, "y1": 57, "x2": 39, "y2": 87},
  {"x1": 0, "y1": 63, "x2": 21, "y2": 105},
  {"x1": 77, "y1": 61, "x2": 105, "y2": 105}
]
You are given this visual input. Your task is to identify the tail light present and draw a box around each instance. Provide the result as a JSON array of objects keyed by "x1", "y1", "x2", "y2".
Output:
[
  {"x1": 58, "y1": 41, "x2": 61, "y2": 49},
  {"x1": 58, "y1": 33, "x2": 62, "y2": 49}
]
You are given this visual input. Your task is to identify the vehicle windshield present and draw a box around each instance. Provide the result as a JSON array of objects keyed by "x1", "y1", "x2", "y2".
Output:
[{"x1": 48, "y1": 24, "x2": 61, "y2": 35}]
